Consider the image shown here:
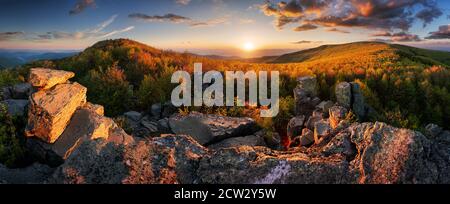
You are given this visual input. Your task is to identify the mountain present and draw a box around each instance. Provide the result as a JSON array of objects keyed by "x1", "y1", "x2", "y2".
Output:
[
  {"x1": 267, "y1": 41, "x2": 450, "y2": 66},
  {"x1": 0, "y1": 50, "x2": 78, "y2": 68}
]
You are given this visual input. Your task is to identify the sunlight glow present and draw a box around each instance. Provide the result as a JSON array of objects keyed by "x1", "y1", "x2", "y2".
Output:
[{"x1": 243, "y1": 42, "x2": 255, "y2": 52}]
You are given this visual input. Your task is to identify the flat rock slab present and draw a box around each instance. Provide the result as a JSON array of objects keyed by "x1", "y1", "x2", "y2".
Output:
[
  {"x1": 29, "y1": 68, "x2": 75, "y2": 90},
  {"x1": 26, "y1": 82, "x2": 87, "y2": 143},
  {"x1": 169, "y1": 112, "x2": 260, "y2": 145}
]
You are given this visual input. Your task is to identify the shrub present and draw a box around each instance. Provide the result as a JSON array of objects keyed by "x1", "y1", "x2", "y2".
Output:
[{"x1": 0, "y1": 104, "x2": 26, "y2": 167}]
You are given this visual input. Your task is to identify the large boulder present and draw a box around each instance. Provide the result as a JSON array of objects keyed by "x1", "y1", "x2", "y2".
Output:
[
  {"x1": 25, "y1": 82, "x2": 87, "y2": 143},
  {"x1": 350, "y1": 82, "x2": 366, "y2": 119},
  {"x1": 1, "y1": 99, "x2": 28, "y2": 116},
  {"x1": 294, "y1": 76, "x2": 319, "y2": 116},
  {"x1": 287, "y1": 115, "x2": 305, "y2": 138},
  {"x1": 335, "y1": 82, "x2": 352, "y2": 108},
  {"x1": 27, "y1": 104, "x2": 135, "y2": 165},
  {"x1": 50, "y1": 135, "x2": 207, "y2": 184},
  {"x1": 0, "y1": 163, "x2": 54, "y2": 184},
  {"x1": 169, "y1": 112, "x2": 260, "y2": 145},
  {"x1": 297, "y1": 76, "x2": 318, "y2": 96},
  {"x1": 29, "y1": 68, "x2": 75, "y2": 90}
]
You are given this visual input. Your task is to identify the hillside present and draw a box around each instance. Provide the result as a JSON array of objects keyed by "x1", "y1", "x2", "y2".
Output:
[
  {"x1": 18, "y1": 39, "x2": 450, "y2": 131},
  {"x1": 0, "y1": 51, "x2": 78, "y2": 68},
  {"x1": 269, "y1": 42, "x2": 450, "y2": 67}
]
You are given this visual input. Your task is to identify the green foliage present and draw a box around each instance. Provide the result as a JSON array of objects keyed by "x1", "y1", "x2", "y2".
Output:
[
  {"x1": 137, "y1": 66, "x2": 177, "y2": 110},
  {"x1": 0, "y1": 104, "x2": 26, "y2": 167}
]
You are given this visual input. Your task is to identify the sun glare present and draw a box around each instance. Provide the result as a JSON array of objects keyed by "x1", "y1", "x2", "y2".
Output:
[{"x1": 243, "y1": 42, "x2": 255, "y2": 52}]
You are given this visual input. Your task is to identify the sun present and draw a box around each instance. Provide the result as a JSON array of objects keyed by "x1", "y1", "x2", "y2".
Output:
[{"x1": 242, "y1": 42, "x2": 255, "y2": 52}]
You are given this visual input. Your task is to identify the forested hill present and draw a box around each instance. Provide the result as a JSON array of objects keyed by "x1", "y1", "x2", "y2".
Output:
[{"x1": 19, "y1": 39, "x2": 449, "y2": 130}]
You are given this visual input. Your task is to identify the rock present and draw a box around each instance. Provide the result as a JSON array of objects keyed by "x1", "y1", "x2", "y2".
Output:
[
  {"x1": 124, "y1": 111, "x2": 142, "y2": 122},
  {"x1": 305, "y1": 114, "x2": 323, "y2": 130},
  {"x1": 335, "y1": 82, "x2": 352, "y2": 108},
  {"x1": 322, "y1": 131, "x2": 355, "y2": 160},
  {"x1": 314, "y1": 120, "x2": 331, "y2": 144},
  {"x1": 169, "y1": 112, "x2": 260, "y2": 145},
  {"x1": 0, "y1": 163, "x2": 54, "y2": 184},
  {"x1": 350, "y1": 82, "x2": 366, "y2": 119},
  {"x1": 11, "y1": 83, "x2": 32, "y2": 99},
  {"x1": 287, "y1": 115, "x2": 305, "y2": 138},
  {"x1": 197, "y1": 146, "x2": 353, "y2": 184},
  {"x1": 25, "y1": 82, "x2": 87, "y2": 143},
  {"x1": 208, "y1": 135, "x2": 266, "y2": 150},
  {"x1": 162, "y1": 101, "x2": 177, "y2": 118},
  {"x1": 29, "y1": 68, "x2": 75, "y2": 90},
  {"x1": 316, "y1": 101, "x2": 334, "y2": 113},
  {"x1": 151, "y1": 103, "x2": 162, "y2": 118},
  {"x1": 297, "y1": 76, "x2": 318, "y2": 96},
  {"x1": 27, "y1": 106, "x2": 135, "y2": 164},
  {"x1": 329, "y1": 106, "x2": 348, "y2": 129},
  {"x1": 83, "y1": 102, "x2": 104, "y2": 116},
  {"x1": 300, "y1": 128, "x2": 314, "y2": 146},
  {"x1": 1, "y1": 99, "x2": 28, "y2": 116},
  {"x1": 425, "y1": 124, "x2": 443, "y2": 138},
  {"x1": 50, "y1": 135, "x2": 207, "y2": 184},
  {"x1": 348, "y1": 122, "x2": 439, "y2": 184},
  {"x1": 262, "y1": 131, "x2": 281, "y2": 150},
  {"x1": 157, "y1": 118, "x2": 171, "y2": 133}
]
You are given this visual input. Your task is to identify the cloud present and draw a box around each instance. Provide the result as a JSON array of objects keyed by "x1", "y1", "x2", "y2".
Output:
[
  {"x1": 426, "y1": 25, "x2": 450, "y2": 39},
  {"x1": 326, "y1": 28, "x2": 350, "y2": 34},
  {"x1": 129, "y1": 13, "x2": 191, "y2": 23},
  {"x1": 69, "y1": 0, "x2": 95, "y2": 15},
  {"x1": 293, "y1": 23, "x2": 317, "y2": 31},
  {"x1": 239, "y1": 19, "x2": 255, "y2": 24},
  {"x1": 129, "y1": 12, "x2": 229, "y2": 28},
  {"x1": 99, "y1": 26, "x2": 135, "y2": 38},
  {"x1": 259, "y1": 0, "x2": 443, "y2": 32},
  {"x1": 176, "y1": 0, "x2": 191, "y2": 5},
  {"x1": 0, "y1": 32, "x2": 25, "y2": 41},
  {"x1": 371, "y1": 31, "x2": 422, "y2": 42},
  {"x1": 291, "y1": 40, "x2": 322, "y2": 44}
]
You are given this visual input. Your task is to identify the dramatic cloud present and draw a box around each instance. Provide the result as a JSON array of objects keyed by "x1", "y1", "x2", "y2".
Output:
[
  {"x1": 0, "y1": 32, "x2": 24, "y2": 41},
  {"x1": 176, "y1": 0, "x2": 191, "y2": 5},
  {"x1": 69, "y1": 0, "x2": 95, "y2": 15},
  {"x1": 260, "y1": 0, "x2": 443, "y2": 33},
  {"x1": 293, "y1": 23, "x2": 317, "y2": 31},
  {"x1": 326, "y1": 28, "x2": 350, "y2": 34},
  {"x1": 129, "y1": 13, "x2": 228, "y2": 28},
  {"x1": 129, "y1": 13, "x2": 191, "y2": 23},
  {"x1": 426, "y1": 25, "x2": 450, "y2": 39},
  {"x1": 371, "y1": 31, "x2": 422, "y2": 42}
]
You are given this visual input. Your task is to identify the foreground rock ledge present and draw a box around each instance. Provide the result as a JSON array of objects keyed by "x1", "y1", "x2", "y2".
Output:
[{"x1": 29, "y1": 68, "x2": 75, "y2": 90}]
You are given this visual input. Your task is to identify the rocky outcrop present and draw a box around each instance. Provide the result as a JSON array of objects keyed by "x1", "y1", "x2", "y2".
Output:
[
  {"x1": 51, "y1": 135, "x2": 207, "y2": 184},
  {"x1": 169, "y1": 112, "x2": 260, "y2": 145},
  {"x1": 0, "y1": 163, "x2": 54, "y2": 184},
  {"x1": 25, "y1": 82, "x2": 87, "y2": 143},
  {"x1": 335, "y1": 82, "x2": 367, "y2": 119},
  {"x1": 29, "y1": 68, "x2": 75, "y2": 90},
  {"x1": 294, "y1": 76, "x2": 320, "y2": 116}
]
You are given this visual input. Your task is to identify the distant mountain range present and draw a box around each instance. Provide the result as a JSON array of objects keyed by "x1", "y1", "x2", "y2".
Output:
[{"x1": 0, "y1": 50, "x2": 79, "y2": 69}]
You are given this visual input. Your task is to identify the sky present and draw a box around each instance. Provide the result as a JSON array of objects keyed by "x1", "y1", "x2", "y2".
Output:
[{"x1": 0, "y1": 0, "x2": 449, "y2": 57}]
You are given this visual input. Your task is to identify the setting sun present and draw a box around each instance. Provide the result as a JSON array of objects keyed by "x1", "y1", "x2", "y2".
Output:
[{"x1": 243, "y1": 42, "x2": 255, "y2": 52}]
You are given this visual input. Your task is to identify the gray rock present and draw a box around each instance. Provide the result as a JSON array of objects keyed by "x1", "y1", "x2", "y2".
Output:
[
  {"x1": 0, "y1": 163, "x2": 54, "y2": 184},
  {"x1": 208, "y1": 135, "x2": 266, "y2": 150},
  {"x1": 262, "y1": 131, "x2": 281, "y2": 150},
  {"x1": 335, "y1": 82, "x2": 351, "y2": 108},
  {"x1": 293, "y1": 76, "x2": 319, "y2": 116},
  {"x1": 300, "y1": 128, "x2": 314, "y2": 146},
  {"x1": 162, "y1": 102, "x2": 177, "y2": 118},
  {"x1": 124, "y1": 111, "x2": 142, "y2": 122},
  {"x1": 329, "y1": 106, "x2": 348, "y2": 129},
  {"x1": 50, "y1": 135, "x2": 207, "y2": 184},
  {"x1": 169, "y1": 112, "x2": 260, "y2": 145},
  {"x1": 425, "y1": 123, "x2": 443, "y2": 138},
  {"x1": 316, "y1": 101, "x2": 334, "y2": 113},
  {"x1": 297, "y1": 76, "x2": 318, "y2": 96},
  {"x1": 305, "y1": 114, "x2": 323, "y2": 130},
  {"x1": 314, "y1": 120, "x2": 331, "y2": 144},
  {"x1": 1, "y1": 86, "x2": 12, "y2": 100},
  {"x1": 350, "y1": 82, "x2": 366, "y2": 119},
  {"x1": 287, "y1": 115, "x2": 305, "y2": 138},
  {"x1": 151, "y1": 103, "x2": 162, "y2": 118},
  {"x1": 1, "y1": 99, "x2": 28, "y2": 116},
  {"x1": 322, "y1": 131, "x2": 355, "y2": 160},
  {"x1": 11, "y1": 83, "x2": 32, "y2": 99}
]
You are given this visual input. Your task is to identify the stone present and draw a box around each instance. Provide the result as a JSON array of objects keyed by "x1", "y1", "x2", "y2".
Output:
[
  {"x1": 329, "y1": 106, "x2": 348, "y2": 129},
  {"x1": 262, "y1": 131, "x2": 281, "y2": 150},
  {"x1": 305, "y1": 114, "x2": 323, "y2": 130},
  {"x1": 300, "y1": 128, "x2": 314, "y2": 146},
  {"x1": 297, "y1": 76, "x2": 318, "y2": 96},
  {"x1": 169, "y1": 112, "x2": 260, "y2": 145},
  {"x1": 0, "y1": 163, "x2": 54, "y2": 184},
  {"x1": 124, "y1": 111, "x2": 142, "y2": 122},
  {"x1": 335, "y1": 82, "x2": 351, "y2": 108},
  {"x1": 1, "y1": 99, "x2": 28, "y2": 116},
  {"x1": 314, "y1": 120, "x2": 331, "y2": 144},
  {"x1": 208, "y1": 135, "x2": 266, "y2": 150},
  {"x1": 350, "y1": 82, "x2": 366, "y2": 119},
  {"x1": 316, "y1": 101, "x2": 334, "y2": 113},
  {"x1": 11, "y1": 83, "x2": 32, "y2": 99},
  {"x1": 1, "y1": 86, "x2": 12, "y2": 100},
  {"x1": 27, "y1": 106, "x2": 135, "y2": 164},
  {"x1": 162, "y1": 101, "x2": 177, "y2": 118},
  {"x1": 29, "y1": 68, "x2": 75, "y2": 90},
  {"x1": 50, "y1": 135, "x2": 207, "y2": 184},
  {"x1": 157, "y1": 118, "x2": 171, "y2": 133},
  {"x1": 25, "y1": 82, "x2": 87, "y2": 143},
  {"x1": 322, "y1": 131, "x2": 355, "y2": 160},
  {"x1": 83, "y1": 102, "x2": 104, "y2": 116},
  {"x1": 425, "y1": 123, "x2": 443, "y2": 138},
  {"x1": 287, "y1": 115, "x2": 305, "y2": 138},
  {"x1": 151, "y1": 103, "x2": 162, "y2": 118}
]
